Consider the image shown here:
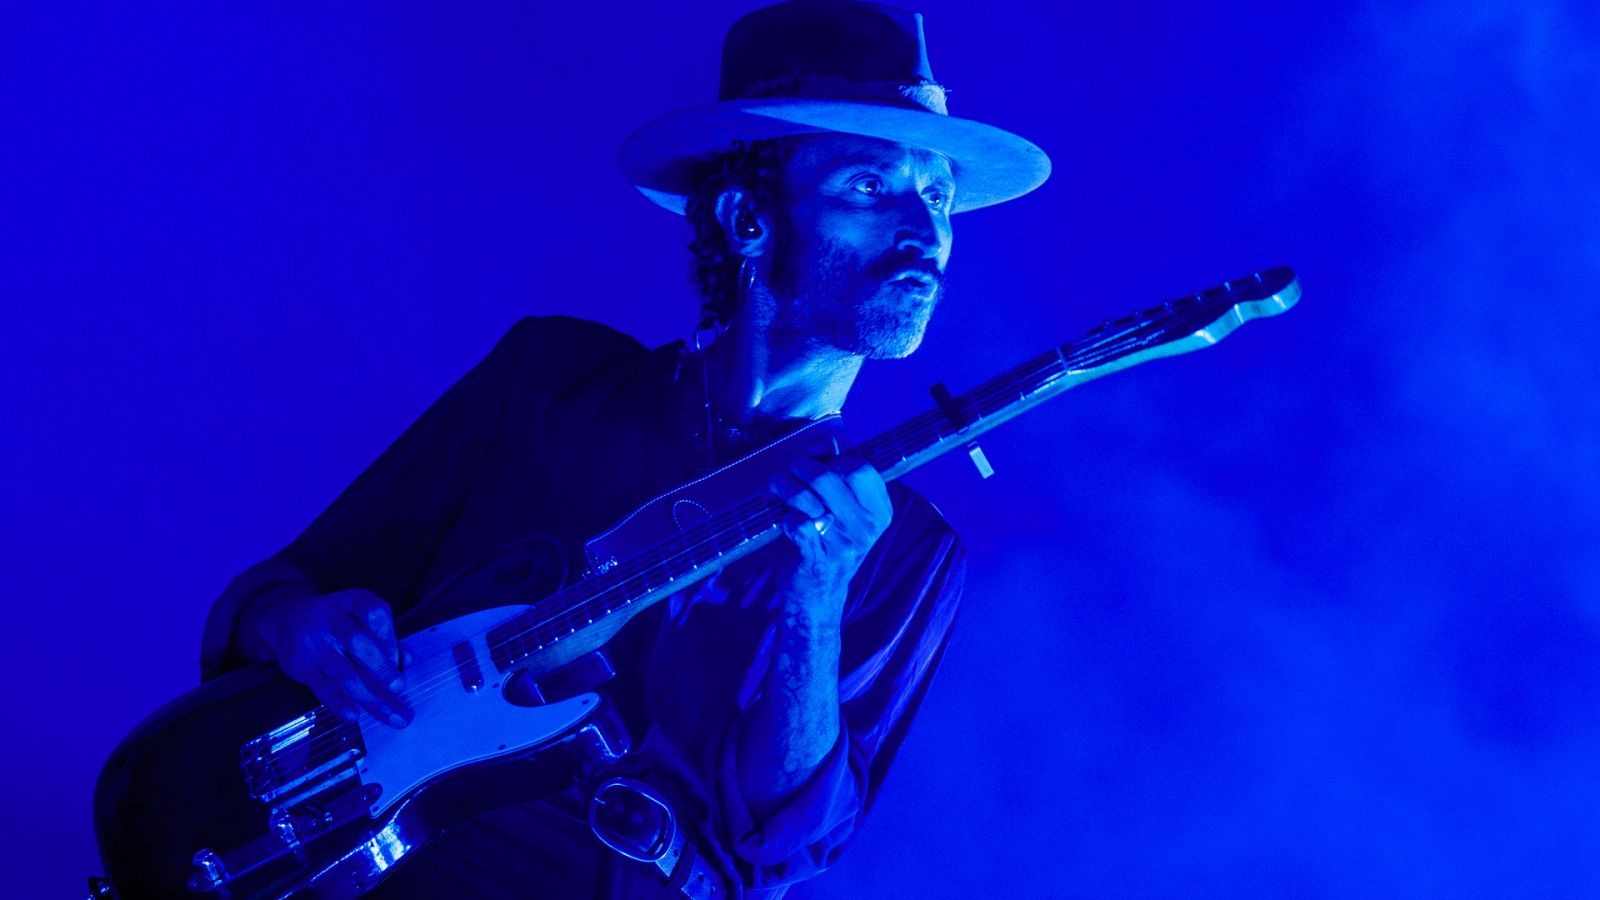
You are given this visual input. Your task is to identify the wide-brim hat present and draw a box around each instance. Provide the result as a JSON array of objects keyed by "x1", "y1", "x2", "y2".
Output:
[{"x1": 618, "y1": 0, "x2": 1051, "y2": 215}]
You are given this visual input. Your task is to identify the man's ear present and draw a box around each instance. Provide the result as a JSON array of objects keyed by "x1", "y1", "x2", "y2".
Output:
[{"x1": 714, "y1": 188, "x2": 772, "y2": 258}]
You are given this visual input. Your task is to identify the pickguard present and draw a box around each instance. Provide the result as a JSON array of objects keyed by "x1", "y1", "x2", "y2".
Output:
[{"x1": 356, "y1": 607, "x2": 601, "y2": 819}]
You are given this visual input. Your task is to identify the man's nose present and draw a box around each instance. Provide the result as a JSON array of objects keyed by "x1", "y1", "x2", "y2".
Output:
[{"x1": 892, "y1": 197, "x2": 948, "y2": 261}]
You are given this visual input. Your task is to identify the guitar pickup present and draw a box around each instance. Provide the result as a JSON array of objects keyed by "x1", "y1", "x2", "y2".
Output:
[{"x1": 452, "y1": 641, "x2": 484, "y2": 692}]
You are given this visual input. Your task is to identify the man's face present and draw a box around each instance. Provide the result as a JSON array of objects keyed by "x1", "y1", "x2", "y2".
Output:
[{"x1": 766, "y1": 134, "x2": 955, "y2": 359}]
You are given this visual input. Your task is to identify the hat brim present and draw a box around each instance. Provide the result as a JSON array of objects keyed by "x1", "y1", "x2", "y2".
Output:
[{"x1": 618, "y1": 98, "x2": 1050, "y2": 215}]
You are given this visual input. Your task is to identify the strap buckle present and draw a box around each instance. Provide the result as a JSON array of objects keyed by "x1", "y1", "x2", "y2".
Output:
[
  {"x1": 588, "y1": 777, "x2": 685, "y2": 871},
  {"x1": 588, "y1": 777, "x2": 723, "y2": 898}
]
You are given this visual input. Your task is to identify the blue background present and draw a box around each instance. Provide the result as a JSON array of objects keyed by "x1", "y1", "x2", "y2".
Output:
[{"x1": 6, "y1": 1, "x2": 1598, "y2": 896}]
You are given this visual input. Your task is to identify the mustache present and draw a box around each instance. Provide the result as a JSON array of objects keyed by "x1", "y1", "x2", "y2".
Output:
[{"x1": 868, "y1": 253, "x2": 944, "y2": 284}]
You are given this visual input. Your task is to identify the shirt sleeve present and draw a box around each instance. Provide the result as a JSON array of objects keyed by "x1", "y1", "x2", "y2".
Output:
[
  {"x1": 713, "y1": 487, "x2": 966, "y2": 893},
  {"x1": 199, "y1": 316, "x2": 637, "y2": 681}
]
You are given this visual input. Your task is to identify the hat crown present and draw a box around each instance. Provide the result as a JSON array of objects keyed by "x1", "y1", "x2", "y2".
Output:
[
  {"x1": 718, "y1": 0, "x2": 942, "y2": 112},
  {"x1": 617, "y1": 0, "x2": 1050, "y2": 216}
]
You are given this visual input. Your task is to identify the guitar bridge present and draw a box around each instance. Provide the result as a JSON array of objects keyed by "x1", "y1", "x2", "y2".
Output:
[{"x1": 241, "y1": 707, "x2": 367, "y2": 815}]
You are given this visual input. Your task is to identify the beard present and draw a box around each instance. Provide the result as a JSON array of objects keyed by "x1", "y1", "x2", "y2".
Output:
[{"x1": 767, "y1": 223, "x2": 943, "y2": 359}]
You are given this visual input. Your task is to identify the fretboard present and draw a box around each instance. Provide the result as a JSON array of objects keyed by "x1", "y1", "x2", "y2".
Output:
[{"x1": 487, "y1": 267, "x2": 1301, "y2": 671}]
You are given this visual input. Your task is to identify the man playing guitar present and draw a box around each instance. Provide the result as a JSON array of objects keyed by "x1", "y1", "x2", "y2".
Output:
[{"x1": 195, "y1": 2, "x2": 1050, "y2": 896}]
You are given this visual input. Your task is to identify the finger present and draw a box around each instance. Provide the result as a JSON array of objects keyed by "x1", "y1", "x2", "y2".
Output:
[
  {"x1": 349, "y1": 592, "x2": 402, "y2": 669},
  {"x1": 336, "y1": 665, "x2": 412, "y2": 728},
  {"x1": 306, "y1": 675, "x2": 360, "y2": 724},
  {"x1": 769, "y1": 470, "x2": 827, "y2": 518},
  {"x1": 791, "y1": 459, "x2": 870, "y2": 536},
  {"x1": 315, "y1": 631, "x2": 410, "y2": 727},
  {"x1": 295, "y1": 665, "x2": 353, "y2": 720},
  {"x1": 780, "y1": 508, "x2": 832, "y2": 551},
  {"x1": 839, "y1": 458, "x2": 893, "y2": 524},
  {"x1": 346, "y1": 628, "x2": 410, "y2": 700},
  {"x1": 308, "y1": 638, "x2": 368, "y2": 715},
  {"x1": 333, "y1": 626, "x2": 413, "y2": 725}
]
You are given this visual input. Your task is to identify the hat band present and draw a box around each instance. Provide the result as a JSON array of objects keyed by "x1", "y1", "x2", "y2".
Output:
[{"x1": 733, "y1": 75, "x2": 949, "y2": 116}]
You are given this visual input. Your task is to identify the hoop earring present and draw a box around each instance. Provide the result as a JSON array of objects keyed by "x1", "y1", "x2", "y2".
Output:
[
  {"x1": 692, "y1": 261, "x2": 742, "y2": 351},
  {"x1": 696, "y1": 257, "x2": 751, "y2": 350}
]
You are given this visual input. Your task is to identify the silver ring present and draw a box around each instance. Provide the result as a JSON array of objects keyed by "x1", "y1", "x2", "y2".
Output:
[{"x1": 811, "y1": 516, "x2": 831, "y2": 537}]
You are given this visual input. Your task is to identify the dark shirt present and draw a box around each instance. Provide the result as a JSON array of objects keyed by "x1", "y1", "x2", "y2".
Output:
[{"x1": 201, "y1": 317, "x2": 965, "y2": 898}]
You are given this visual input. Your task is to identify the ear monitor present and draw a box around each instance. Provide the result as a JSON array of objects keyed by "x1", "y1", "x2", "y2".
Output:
[{"x1": 737, "y1": 213, "x2": 760, "y2": 238}]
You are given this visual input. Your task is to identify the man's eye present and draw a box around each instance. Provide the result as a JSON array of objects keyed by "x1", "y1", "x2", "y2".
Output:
[
  {"x1": 853, "y1": 177, "x2": 884, "y2": 196},
  {"x1": 925, "y1": 189, "x2": 948, "y2": 210}
]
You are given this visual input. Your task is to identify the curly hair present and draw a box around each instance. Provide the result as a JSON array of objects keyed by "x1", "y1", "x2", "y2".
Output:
[{"x1": 683, "y1": 138, "x2": 798, "y2": 326}]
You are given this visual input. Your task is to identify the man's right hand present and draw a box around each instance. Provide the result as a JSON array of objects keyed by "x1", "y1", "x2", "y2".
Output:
[{"x1": 252, "y1": 588, "x2": 414, "y2": 728}]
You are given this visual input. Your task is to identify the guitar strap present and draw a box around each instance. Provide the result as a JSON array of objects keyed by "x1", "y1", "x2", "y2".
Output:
[{"x1": 587, "y1": 776, "x2": 726, "y2": 898}]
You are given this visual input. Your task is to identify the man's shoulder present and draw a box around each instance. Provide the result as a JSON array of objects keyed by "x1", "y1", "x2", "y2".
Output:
[
  {"x1": 499, "y1": 314, "x2": 647, "y2": 358},
  {"x1": 485, "y1": 315, "x2": 654, "y2": 391}
]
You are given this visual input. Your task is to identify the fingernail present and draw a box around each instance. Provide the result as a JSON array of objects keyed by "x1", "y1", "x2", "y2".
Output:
[
  {"x1": 390, "y1": 678, "x2": 405, "y2": 693},
  {"x1": 389, "y1": 713, "x2": 408, "y2": 728}
]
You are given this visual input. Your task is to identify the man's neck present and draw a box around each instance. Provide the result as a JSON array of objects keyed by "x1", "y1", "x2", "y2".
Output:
[{"x1": 705, "y1": 300, "x2": 863, "y2": 426}]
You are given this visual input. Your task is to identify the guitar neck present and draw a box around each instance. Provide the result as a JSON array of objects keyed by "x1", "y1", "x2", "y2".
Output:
[
  {"x1": 485, "y1": 268, "x2": 1301, "y2": 671},
  {"x1": 860, "y1": 268, "x2": 1301, "y2": 481}
]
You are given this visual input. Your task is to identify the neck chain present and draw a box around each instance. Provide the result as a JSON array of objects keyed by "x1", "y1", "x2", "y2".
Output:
[
  {"x1": 675, "y1": 326, "x2": 738, "y2": 473},
  {"x1": 677, "y1": 333, "x2": 842, "y2": 475},
  {"x1": 679, "y1": 262, "x2": 842, "y2": 471}
]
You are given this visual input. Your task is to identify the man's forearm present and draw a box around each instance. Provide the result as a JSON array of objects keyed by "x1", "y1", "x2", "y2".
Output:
[{"x1": 736, "y1": 582, "x2": 846, "y2": 816}]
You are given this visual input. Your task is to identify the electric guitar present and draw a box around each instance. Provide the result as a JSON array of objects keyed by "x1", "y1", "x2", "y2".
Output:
[{"x1": 91, "y1": 267, "x2": 1301, "y2": 898}]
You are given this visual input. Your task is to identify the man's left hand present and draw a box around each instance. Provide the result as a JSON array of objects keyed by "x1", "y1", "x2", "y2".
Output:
[{"x1": 768, "y1": 455, "x2": 894, "y2": 618}]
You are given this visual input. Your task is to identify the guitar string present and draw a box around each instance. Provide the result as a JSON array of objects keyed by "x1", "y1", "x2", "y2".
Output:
[
  {"x1": 270, "y1": 321, "x2": 1178, "y2": 767},
  {"x1": 280, "y1": 287, "x2": 1253, "y2": 769},
  {"x1": 269, "y1": 323, "x2": 1171, "y2": 765},
  {"x1": 273, "y1": 285, "x2": 1271, "y2": 766},
  {"x1": 275, "y1": 333, "x2": 1168, "y2": 767},
  {"x1": 497, "y1": 296, "x2": 1239, "y2": 667},
  {"x1": 276, "y1": 492, "x2": 790, "y2": 761},
  {"x1": 264, "y1": 308, "x2": 1220, "y2": 768}
]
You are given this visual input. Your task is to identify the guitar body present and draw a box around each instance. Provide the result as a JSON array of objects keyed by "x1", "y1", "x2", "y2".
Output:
[
  {"x1": 93, "y1": 606, "x2": 629, "y2": 899},
  {"x1": 92, "y1": 418, "x2": 846, "y2": 899},
  {"x1": 97, "y1": 660, "x2": 324, "y2": 897}
]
